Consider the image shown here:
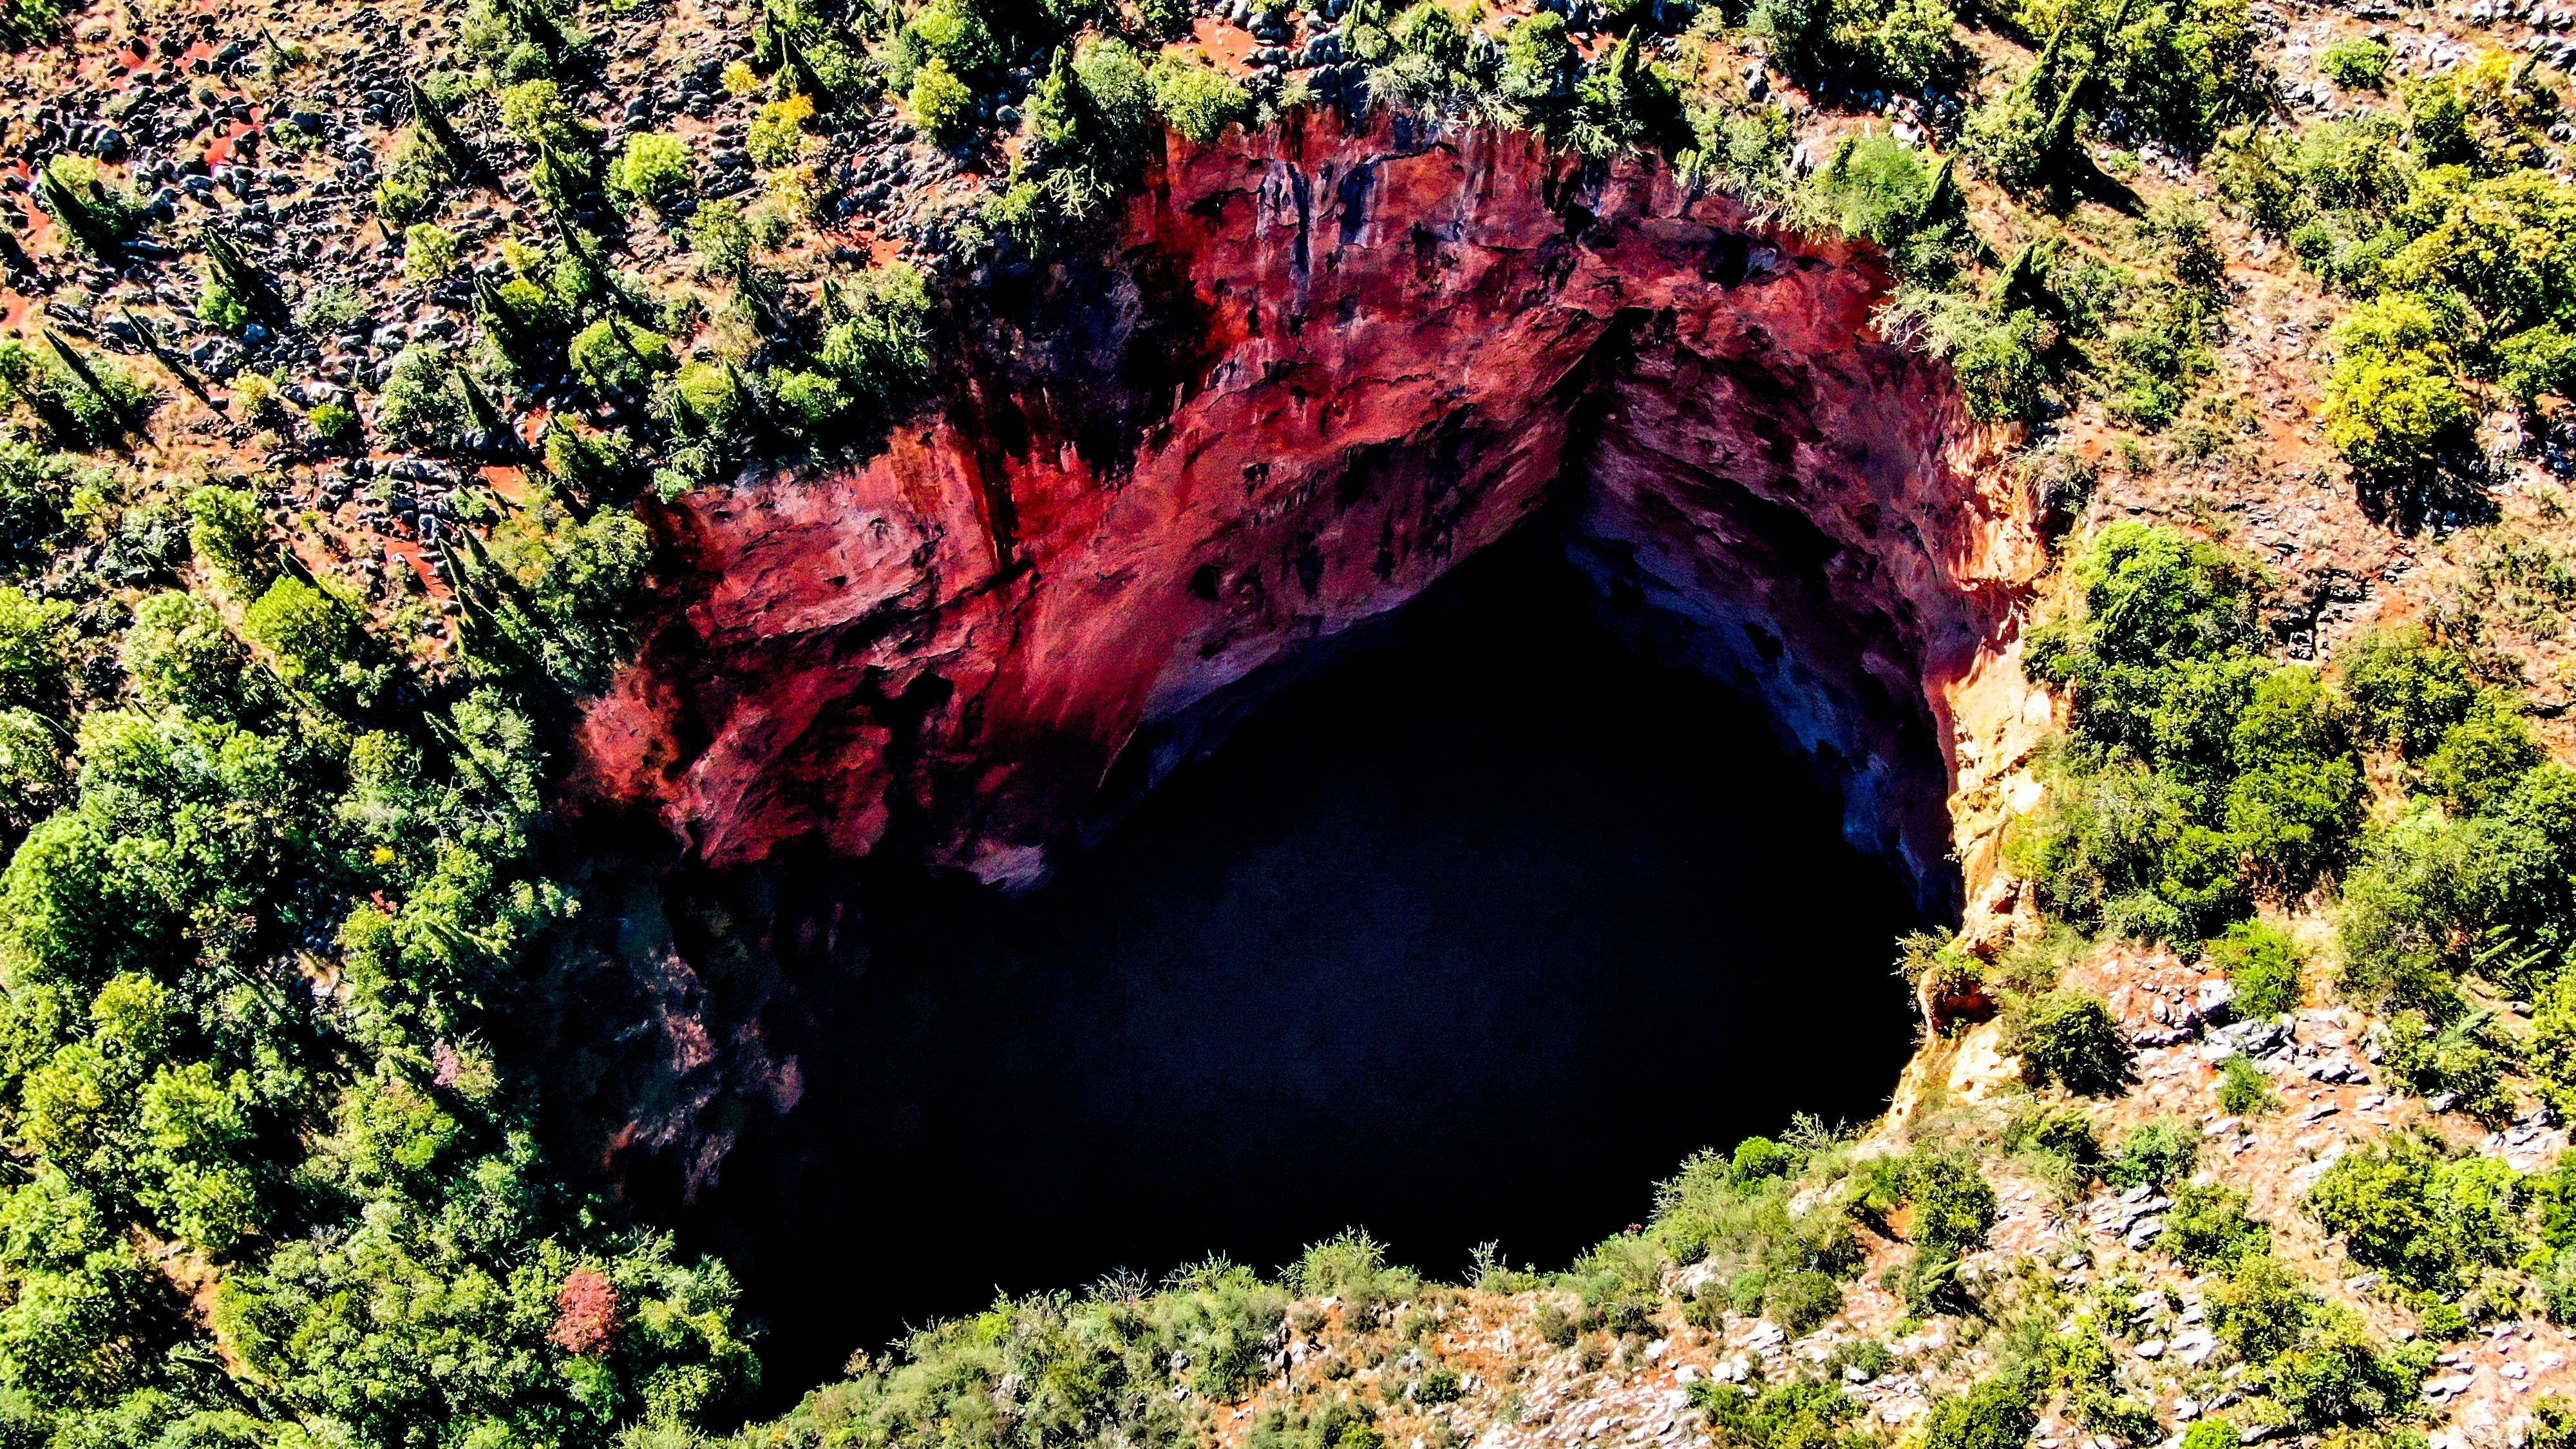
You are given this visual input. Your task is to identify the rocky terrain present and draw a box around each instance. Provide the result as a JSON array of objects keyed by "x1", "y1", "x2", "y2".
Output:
[{"x1": 15, "y1": 0, "x2": 2576, "y2": 1444}]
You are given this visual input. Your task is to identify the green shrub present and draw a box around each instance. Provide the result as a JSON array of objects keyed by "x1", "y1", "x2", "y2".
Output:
[
  {"x1": 1806, "y1": 135, "x2": 1971, "y2": 280},
  {"x1": 2103, "y1": 284, "x2": 2217, "y2": 430},
  {"x1": 2209, "y1": 1251, "x2": 2441, "y2": 1433},
  {"x1": 2320, "y1": 39, "x2": 2390, "y2": 90},
  {"x1": 1908, "y1": 1153, "x2": 1998, "y2": 1256},
  {"x1": 2265, "y1": 1303, "x2": 2432, "y2": 1430},
  {"x1": 1500, "y1": 11, "x2": 1575, "y2": 106},
  {"x1": 36, "y1": 156, "x2": 141, "y2": 257},
  {"x1": 121, "y1": 592, "x2": 249, "y2": 719},
  {"x1": 566, "y1": 319, "x2": 676, "y2": 393},
  {"x1": 305, "y1": 402, "x2": 357, "y2": 446},
  {"x1": 1750, "y1": 0, "x2": 1957, "y2": 89},
  {"x1": 498, "y1": 78, "x2": 591, "y2": 155},
  {"x1": 2009, "y1": 990, "x2": 2132, "y2": 1095},
  {"x1": 1022, "y1": 37, "x2": 1153, "y2": 184},
  {"x1": 0, "y1": 442, "x2": 75, "y2": 570},
  {"x1": 2164, "y1": 1182, "x2": 2269, "y2": 1269},
  {"x1": 1732, "y1": 1135, "x2": 1795, "y2": 1182},
  {"x1": 377, "y1": 345, "x2": 469, "y2": 448},
  {"x1": 2532, "y1": 976, "x2": 2576, "y2": 1114},
  {"x1": 909, "y1": 0, "x2": 995, "y2": 69},
  {"x1": 375, "y1": 166, "x2": 435, "y2": 225},
  {"x1": 2217, "y1": 1259, "x2": 2432, "y2": 1428},
  {"x1": 185, "y1": 485, "x2": 268, "y2": 594},
  {"x1": 0, "y1": 587, "x2": 71, "y2": 719},
  {"x1": 2016, "y1": 525, "x2": 2362, "y2": 942},
  {"x1": 1148, "y1": 53, "x2": 1250, "y2": 145},
  {"x1": 2378, "y1": 1009, "x2": 2514, "y2": 1122},
  {"x1": 2422, "y1": 689, "x2": 2544, "y2": 812},
  {"x1": 0, "y1": 336, "x2": 153, "y2": 450},
  {"x1": 2532, "y1": 1397, "x2": 2576, "y2": 1449},
  {"x1": 2502, "y1": 323, "x2": 2576, "y2": 407},
  {"x1": 1691, "y1": 1379, "x2": 1868, "y2": 1449},
  {"x1": 543, "y1": 419, "x2": 636, "y2": 493},
  {"x1": 2306, "y1": 1135, "x2": 2524, "y2": 1295},
  {"x1": 2003, "y1": 1103, "x2": 2102, "y2": 1166},
  {"x1": 403, "y1": 223, "x2": 464, "y2": 282},
  {"x1": 240, "y1": 578, "x2": 387, "y2": 710},
  {"x1": 607, "y1": 131, "x2": 695, "y2": 207},
  {"x1": 0, "y1": 704, "x2": 65, "y2": 831},
  {"x1": 748, "y1": 93, "x2": 815, "y2": 168},
  {"x1": 2340, "y1": 627, "x2": 2476, "y2": 757},
  {"x1": 815, "y1": 263, "x2": 934, "y2": 419},
  {"x1": 1918, "y1": 1374, "x2": 2036, "y2": 1449},
  {"x1": 2334, "y1": 781, "x2": 2576, "y2": 1009},
  {"x1": 2324, "y1": 294, "x2": 2473, "y2": 477},
  {"x1": 1569, "y1": 34, "x2": 1689, "y2": 155},
  {"x1": 1764, "y1": 1269, "x2": 1844, "y2": 1333},
  {"x1": 2217, "y1": 1056, "x2": 2278, "y2": 1115},
  {"x1": 1863, "y1": 0, "x2": 1958, "y2": 87},
  {"x1": 909, "y1": 59, "x2": 974, "y2": 144},
  {"x1": 2208, "y1": 920, "x2": 2302, "y2": 1018},
  {"x1": 2206, "y1": 1253, "x2": 2313, "y2": 1364},
  {"x1": 2221, "y1": 670, "x2": 2366, "y2": 888},
  {"x1": 2403, "y1": 51, "x2": 2553, "y2": 172},
  {"x1": 0, "y1": 0, "x2": 68, "y2": 45},
  {"x1": 2022, "y1": 521, "x2": 2264, "y2": 741},
  {"x1": 198, "y1": 271, "x2": 251, "y2": 333},
  {"x1": 767, "y1": 369, "x2": 848, "y2": 433},
  {"x1": 2105, "y1": 1119, "x2": 2197, "y2": 1190},
  {"x1": 1962, "y1": 86, "x2": 2049, "y2": 193}
]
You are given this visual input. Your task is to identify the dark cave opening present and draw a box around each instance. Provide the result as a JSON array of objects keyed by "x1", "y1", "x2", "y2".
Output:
[{"x1": 654, "y1": 530, "x2": 1934, "y2": 1406}]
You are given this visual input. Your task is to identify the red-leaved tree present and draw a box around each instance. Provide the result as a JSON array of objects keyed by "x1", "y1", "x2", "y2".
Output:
[{"x1": 550, "y1": 1266, "x2": 621, "y2": 1357}]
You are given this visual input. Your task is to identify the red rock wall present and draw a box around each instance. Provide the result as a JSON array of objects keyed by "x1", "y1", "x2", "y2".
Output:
[{"x1": 570, "y1": 110, "x2": 2049, "y2": 913}]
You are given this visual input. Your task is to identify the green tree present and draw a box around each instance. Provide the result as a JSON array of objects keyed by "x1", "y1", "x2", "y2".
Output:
[
  {"x1": 120, "y1": 592, "x2": 251, "y2": 719},
  {"x1": 2340, "y1": 626, "x2": 2476, "y2": 757},
  {"x1": 184, "y1": 485, "x2": 267, "y2": 594},
  {"x1": 240, "y1": 577, "x2": 386, "y2": 710},
  {"x1": 2423, "y1": 688, "x2": 2545, "y2": 812},
  {"x1": 2323, "y1": 294, "x2": 2472, "y2": 477},
  {"x1": 0, "y1": 589, "x2": 71, "y2": 719}
]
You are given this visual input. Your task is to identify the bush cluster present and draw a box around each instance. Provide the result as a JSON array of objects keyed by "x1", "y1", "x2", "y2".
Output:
[
  {"x1": 2308, "y1": 1134, "x2": 2530, "y2": 1324},
  {"x1": 2204, "y1": 1254, "x2": 2434, "y2": 1430},
  {"x1": 2332, "y1": 625, "x2": 2576, "y2": 1037},
  {"x1": 2211, "y1": 53, "x2": 2576, "y2": 488},
  {"x1": 2014, "y1": 524, "x2": 2365, "y2": 944}
]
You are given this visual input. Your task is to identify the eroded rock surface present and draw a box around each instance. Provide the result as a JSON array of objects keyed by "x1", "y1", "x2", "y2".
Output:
[{"x1": 573, "y1": 111, "x2": 2050, "y2": 921}]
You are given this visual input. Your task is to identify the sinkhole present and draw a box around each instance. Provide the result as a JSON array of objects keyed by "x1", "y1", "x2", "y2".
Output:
[{"x1": 639, "y1": 527, "x2": 1936, "y2": 1402}]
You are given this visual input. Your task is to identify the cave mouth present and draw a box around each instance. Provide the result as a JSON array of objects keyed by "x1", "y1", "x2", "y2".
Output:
[{"x1": 668, "y1": 525, "x2": 1932, "y2": 1403}]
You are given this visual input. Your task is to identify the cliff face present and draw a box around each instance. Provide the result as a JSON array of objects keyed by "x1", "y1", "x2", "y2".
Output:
[{"x1": 571, "y1": 109, "x2": 2051, "y2": 927}]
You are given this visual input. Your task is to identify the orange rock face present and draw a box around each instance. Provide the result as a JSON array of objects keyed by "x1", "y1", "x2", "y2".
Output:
[{"x1": 571, "y1": 111, "x2": 2049, "y2": 914}]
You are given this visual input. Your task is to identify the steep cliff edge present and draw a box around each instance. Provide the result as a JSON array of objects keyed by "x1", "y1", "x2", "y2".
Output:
[{"x1": 571, "y1": 110, "x2": 2052, "y2": 934}]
